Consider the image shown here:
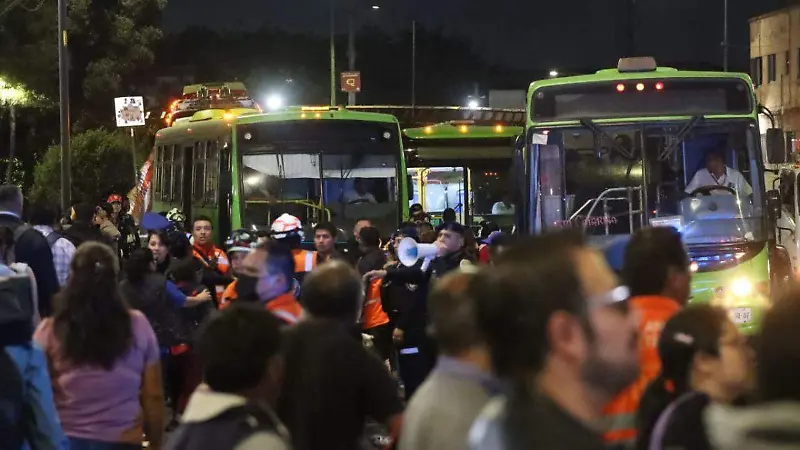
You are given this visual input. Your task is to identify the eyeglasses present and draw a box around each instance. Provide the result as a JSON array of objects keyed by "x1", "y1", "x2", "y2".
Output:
[{"x1": 586, "y1": 285, "x2": 630, "y2": 311}]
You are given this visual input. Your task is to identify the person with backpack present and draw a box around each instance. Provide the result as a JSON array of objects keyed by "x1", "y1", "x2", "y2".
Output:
[
  {"x1": 166, "y1": 303, "x2": 289, "y2": 450},
  {"x1": 30, "y1": 202, "x2": 75, "y2": 287},
  {"x1": 0, "y1": 225, "x2": 65, "y2": 449},
  {"x1": 0, "y1": 185, "x2": 59, "y2": 318}
]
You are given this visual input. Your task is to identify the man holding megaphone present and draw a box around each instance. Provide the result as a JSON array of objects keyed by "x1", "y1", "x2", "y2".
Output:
[{"x1": 364, "y1": 222, "x2": 475, "y2": 396}]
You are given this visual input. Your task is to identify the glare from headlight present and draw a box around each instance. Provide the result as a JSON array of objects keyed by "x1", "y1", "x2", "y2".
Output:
[{"x1": 730, "y1": 278, "x2": 753, "y2": 297}]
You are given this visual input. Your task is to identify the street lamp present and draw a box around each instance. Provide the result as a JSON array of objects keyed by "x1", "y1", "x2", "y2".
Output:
[
  {"x1": 371, "y1": 4, "x2": 380, "y2": 9},
  {"x1": 265, "y1": 94, "x2": 285, "y2": 111},
  {"x1": 549, "y1": 70, "x2": 559, "y2": 77}
]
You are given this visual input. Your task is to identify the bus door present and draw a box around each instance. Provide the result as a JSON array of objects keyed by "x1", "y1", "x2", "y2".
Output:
[
  {"x1": 182, "y1": 145, "x2": 193, "y2": 221},
  {"x1": 533, "y1": 130, "x2": 568, "y2": 232}
]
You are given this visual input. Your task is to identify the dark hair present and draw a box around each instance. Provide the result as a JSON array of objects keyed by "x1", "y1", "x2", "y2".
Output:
[
  {"x1": 624, "y1": 227, "x2": 689, "y2": 297},
  {"x1": 198, "y1": 303, "x2": 282, "y2": 393},
  {"x1": 72, "y1": 203, "x2": 95, "y2": 222},
  {"x1": 314, "y1": 222, "x2": 338, "y2": 239},
  {"x1": 169, "y1": 257, "x2": 203, "y2": 284},
  {"x1": 442, "y1": 208, "x2": 457, "y2": 223},
  {"x1": 300, "y1": 260, "x2": 363, "y2": 320},
  {"x1": 636, "y1": 305, "x2": 728, "y2": 450},
  {"x1": 0, "y1": 185, "x2": 22, "y2": 215},
  {"x1": 358, "y1": 226, "x2": 381, "y2": 248},
  {"x1": 355, "y1": 217, "x2": 372, "y2": 224},
  {"x1": 96, "y1": 202, "x2": 113, "y2": 218},
  {"x1": 475, "y1": 231, "x2": 587, "y2": 377},
  {"x1": 418, "y1": 222, "x2": 434, "y2": 234},
  {"x1": 429, "y1": 269, "x2": 484, "y2": 355},
  {"x1": 125, "y1": 248, "x2": 155, "y2": 284},
  {"x1": 757, "y1": 287, "x2": 800, "y2": 402},
  {"x1": 192, "y1": 215, "x2": 213, "y2": 228},
  {"x1": 29, "y1": 202, "x2": 59, "y2": 226},
  {"x1": 409, "y1": 203, "x2": 424, "y2": 214},
  {"x1": 255, "y1": 240, "x2": 294, "y2": 282},
  {"x1": 53, "y1": 242, "x2": 132, "y2": 370}
]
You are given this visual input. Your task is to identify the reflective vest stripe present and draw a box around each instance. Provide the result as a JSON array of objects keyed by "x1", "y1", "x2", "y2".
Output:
[
  {"x1": 601, "y1": 412, "x2": 637, "y2": 444},
  {"x1": 305, "y1": 251, "x2": 315, "y2": 272},
  {"x1": 272, "y1": 309, "x2": 299, "y2": 325}
]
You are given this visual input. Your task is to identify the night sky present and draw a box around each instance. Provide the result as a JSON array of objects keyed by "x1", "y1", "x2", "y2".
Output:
[{"x1": 163, "y1": 0, "x2": 785, "y2": 72}]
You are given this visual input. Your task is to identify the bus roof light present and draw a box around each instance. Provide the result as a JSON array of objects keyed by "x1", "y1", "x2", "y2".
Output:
[
  {"x1": 459, "y1": 125, "x2": 469, "y2": 133},
  {"x1": 617, "y1": 57, "x2": 657, "y2": 73},
  {"x1": 616, "y1": 83, "x2": 625, "y2": 92},
  {"x1": 636, "y1": 82, "x2": 645, "y2": 91},
  {"x1": 494, "y1": 124, "x2": 504, "y2": 133},
  {"x1": 423, "y1": 126, "x2": 433, "y2": 134}
]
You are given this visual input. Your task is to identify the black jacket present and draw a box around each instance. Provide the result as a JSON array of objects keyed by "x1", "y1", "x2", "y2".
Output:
[
  {"x1": 63, "y1": 221, "x2": 115, "y2": 249},
  {"x1": 0, "y1": 214, "x2": 59, "y2": 317}
]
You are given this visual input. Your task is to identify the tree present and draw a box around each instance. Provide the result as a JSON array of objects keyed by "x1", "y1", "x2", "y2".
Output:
[{"x1": 30, "y1": 128, "x2": 148, "y2": 205}]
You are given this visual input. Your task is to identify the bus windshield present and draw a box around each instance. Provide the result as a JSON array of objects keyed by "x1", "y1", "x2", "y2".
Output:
[
  {"x1": 536, "y1": 120, "x2": 765, "y2": 245},
  {"x1": 238, "y1": 120, "x2": 401, "y2": 238}
]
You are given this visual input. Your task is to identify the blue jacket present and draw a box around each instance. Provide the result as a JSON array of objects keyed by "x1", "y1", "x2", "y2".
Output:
[{"x1": 5, "y1": 344, "x2": 67, "y2": 450}]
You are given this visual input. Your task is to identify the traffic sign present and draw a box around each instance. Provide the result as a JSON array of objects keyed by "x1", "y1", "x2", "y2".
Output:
[
  {"x1": 341, "y1": 72, "x2": 361, "y2": 93},
  {"x1": 115, "y1": 96, "x2": 145, "y2": 127}
]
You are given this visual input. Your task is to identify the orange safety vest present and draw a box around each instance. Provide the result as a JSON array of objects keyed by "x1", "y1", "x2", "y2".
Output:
[
  {"x1": 220, "y1": 280, "x2": 238, "y2": 309},
  {"x1": 292, "y1": 249, "x2": 317, "y2": 274},
  {"x1": 192, "y1": 244, "x2": 231, "y2": 302},
  {"x1": 602, "y1": 296, "x2": 681, "y2": 445},
  {"x1": 362, "y1": 278, "x2": 390, "y2": 330},
  {"x1": 266, "y1": 291, "x2": 303, "y2": 325}
]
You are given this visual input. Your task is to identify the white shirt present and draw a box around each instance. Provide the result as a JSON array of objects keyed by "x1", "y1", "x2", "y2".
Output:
[
  {"x1": 343, "y1": 190, "x2": 377, "y2": 203},
  {"x1": 491, "y1": 202, "x2": 515, "y2": 215},
  {"x1": 685, "y1": 166, "x2": 752, "y2": 196}
]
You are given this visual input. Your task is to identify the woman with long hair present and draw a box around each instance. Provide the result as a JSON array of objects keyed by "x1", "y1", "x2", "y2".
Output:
[
  {"x1": 636, "y1": 305, "x2": 752, "y2": 450},
  {"x1": 147, "y1": 229, "x2": 172, "y2": 274},
  {"x1": 34, "y1": 242, "x2": 165, "y2": 450}
]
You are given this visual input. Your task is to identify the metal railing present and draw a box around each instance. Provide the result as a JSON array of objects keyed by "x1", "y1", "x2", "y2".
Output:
[{"x1": 568, "y1": 186, "x2": 645, "y2": 235}]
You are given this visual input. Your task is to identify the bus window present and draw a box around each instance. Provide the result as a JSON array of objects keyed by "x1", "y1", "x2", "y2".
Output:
[
  {"x1": 468, "y1": 167, "x2": 516, "y2": 232},
  {"x1": 193, "y1": 142, "x2": 206, "y2": 204}
]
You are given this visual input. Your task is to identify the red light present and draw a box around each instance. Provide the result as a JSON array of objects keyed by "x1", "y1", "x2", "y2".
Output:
[
  {"x1": 616, "y1": 83, "x2": 625, "y2": 92},
  {"x1": 655, "y1": 82, "x2": 664, "y2": 90},
  {"x1": 636, "y1": 83, "x2": 645, "y2": 91}
]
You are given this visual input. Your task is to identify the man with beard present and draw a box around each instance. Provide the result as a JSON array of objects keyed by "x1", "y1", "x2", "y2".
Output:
[{"x1": 469, "y1": 231, "x2": 639, "y2": 450}]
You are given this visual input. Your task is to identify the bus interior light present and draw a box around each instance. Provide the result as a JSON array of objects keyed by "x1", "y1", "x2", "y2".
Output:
[
  {"x1": 636, "y1": 82, "x2": 645, "y2": 91},
  {"x1": 616, "y1": 83, "x2": 625, "y2": 92}
]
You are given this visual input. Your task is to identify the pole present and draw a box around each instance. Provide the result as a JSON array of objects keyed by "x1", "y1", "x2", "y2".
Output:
[
  {"x1": 411, "y1": 20, "x2": 417, "y2": 107},
  {"x1": 347, "y1": 11, "x2": 356, "y2": 106},
  {"x1": 58, "y1": 0, "x2": 71, "y2": 213},
  {"x1": 130, "y1": 127, "x2": 138, "y2": 185},
  {"x1": 329, "y1": 0, "x2": 336, "y2": 107},
  {"x1": 723, "y1": 0, "x2": 729, "y2": 71},
  {"x1": 6, "y1": 105, "x2": 15, "y2": 183}
]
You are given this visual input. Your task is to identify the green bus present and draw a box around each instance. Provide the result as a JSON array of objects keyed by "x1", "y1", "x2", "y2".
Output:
[
  {"x1": 403, "y1": 121, "x2": 523, "y2": 232},
  {"x1": 521, "y1": 56, "x2": 790, "y2": 334},
  {"x1": 152, "y1": 94, "x2": 408, "y2": 243}
]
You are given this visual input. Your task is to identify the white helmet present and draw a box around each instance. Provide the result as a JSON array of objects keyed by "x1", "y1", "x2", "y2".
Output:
[{"x1": 271, "y1": 213, "x2": 304, "y2": 240}]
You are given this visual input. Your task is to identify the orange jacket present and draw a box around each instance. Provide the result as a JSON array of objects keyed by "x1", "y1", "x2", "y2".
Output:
[
  {"x1": 602, "y1": 295, "x2": 681, "y2": 445},
  {"x1": 220, "y1": 280, "x2": 238, "y2": 308},
  {"x1": 192, "y1": 244, "x2": 230, "y2": 301},
  {"x1": 362, "y1": 278, "x2": 390, "y2": 330},
  {"x1": 266, "y1": 291, "x2": 303, "y2": 325}
]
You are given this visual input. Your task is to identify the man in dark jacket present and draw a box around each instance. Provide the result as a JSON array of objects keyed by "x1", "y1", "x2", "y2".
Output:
[
  {"x1": 0, "y1": 185, "x2": 59, "y2": 317},
  {"x1": 63, "y1": 203, "x2": 115, "y2": 249}
]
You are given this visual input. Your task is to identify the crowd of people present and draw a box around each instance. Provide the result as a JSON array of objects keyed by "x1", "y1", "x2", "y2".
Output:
[{"x1": 3, "y1": 186, "x2": 800, "y2": 450}]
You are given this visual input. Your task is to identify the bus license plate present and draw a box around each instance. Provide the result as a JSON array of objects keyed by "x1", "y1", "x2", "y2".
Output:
[{"x1": 729, "y1": 307, "x2": 752, "y2": 324}]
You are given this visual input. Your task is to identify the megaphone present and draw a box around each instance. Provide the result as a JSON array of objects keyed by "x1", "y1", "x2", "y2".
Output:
[{"x1": 397, "y1": 237, "x2": 439, "y2": 268}]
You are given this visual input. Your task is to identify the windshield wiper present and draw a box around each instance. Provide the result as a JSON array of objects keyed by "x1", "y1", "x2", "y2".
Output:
[
  {"x1": 658, "y1": 115, "x2": 704, "y2": 161},
  {"x1": 579, "y1": 119, "x2": 634, "y2": 159}
]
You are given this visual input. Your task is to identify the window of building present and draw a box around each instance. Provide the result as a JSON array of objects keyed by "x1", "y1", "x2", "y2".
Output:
[
  {"x1": 768, "y1": 53, "x2": 777, "y2": 82},
  {"x1": 752, "y1": 57, "x2": 763, "y2": 86},
  {"x1": 787, "y1": 50, "x2": 791, "y2": 75}
]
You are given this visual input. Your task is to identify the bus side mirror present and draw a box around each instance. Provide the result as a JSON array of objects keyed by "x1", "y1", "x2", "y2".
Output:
[
  {"x1": 767, "y1": 189, "x2": 782, "y2": 221},
  {"x1": 766, "y1": 129, "x2": 787, "y2": 164}
]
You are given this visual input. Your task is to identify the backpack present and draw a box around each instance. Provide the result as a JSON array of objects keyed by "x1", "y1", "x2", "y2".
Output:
[
  {"x1": 45, "y1": 231, "x2": 62, "y2": 249},
  {"x1": 0, "y1": 348, "x2": 25, "y2": 449},
  {"x1": 167, "y1": 402, "x2": 288, "y2": 450}
]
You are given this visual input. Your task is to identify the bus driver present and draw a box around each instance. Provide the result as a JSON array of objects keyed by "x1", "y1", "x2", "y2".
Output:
[{"x1": 685, "y1": 151, "x2": 752, "y2": 197}]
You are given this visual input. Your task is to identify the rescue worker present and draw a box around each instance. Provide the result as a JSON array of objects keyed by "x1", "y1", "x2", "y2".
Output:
[
  {"x1": 270, "y1": 213, "x2": 317, "y2": 285},
  {"x1": 602, "y1": 227, "x2": 691, "y2": 449},
  {"x1": 107, "y1": 193, "x2": 140, "y2": 259},
  {"x1": 235, "y1": 240, "x2": 303, "y2": 325},
  {"x1": 190, "y1": 215, "x2": 233, "y2": 306},
  {"x1": 356, "y1": 226, "x2": 392, "y2": 363},
  {"x1": 219, "y1": 229, "x2": 257, "y2": 307}
]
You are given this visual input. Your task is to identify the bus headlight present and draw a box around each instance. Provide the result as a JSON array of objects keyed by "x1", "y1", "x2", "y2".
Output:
[{"x1": 730, "y1": 278, "x2": 753, "y2": 297}]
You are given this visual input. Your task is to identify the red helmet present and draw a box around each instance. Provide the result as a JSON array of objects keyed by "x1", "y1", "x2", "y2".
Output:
[{"x1": 107, "y1": 194, "x2": 123, "y2": 204}]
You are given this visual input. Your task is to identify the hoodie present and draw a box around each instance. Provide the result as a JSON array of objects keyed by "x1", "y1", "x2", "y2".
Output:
[{"x1": 705, "y1": 402, "x2": 800, "y2": 450}]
